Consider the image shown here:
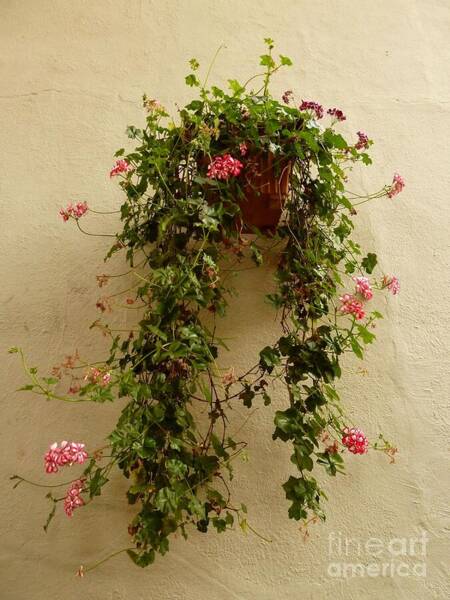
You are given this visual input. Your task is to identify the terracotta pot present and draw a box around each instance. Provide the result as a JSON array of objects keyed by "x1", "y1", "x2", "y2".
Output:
[
  {"x1": 240, "y1": 152, "x2": 292, "y2": 232},
  {"x1": 199, "y1": 152, "x2": 292, "y2": 232}
]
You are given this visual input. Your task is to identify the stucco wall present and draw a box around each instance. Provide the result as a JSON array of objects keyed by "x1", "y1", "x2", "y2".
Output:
[{"x1": 1, "y1": 1, "x2": 449, "y2": 598}]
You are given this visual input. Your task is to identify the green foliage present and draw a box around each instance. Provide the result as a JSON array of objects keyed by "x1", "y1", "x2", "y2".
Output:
[{"x1": 11, "y1": 39, "x2": 398, "y2": 570}]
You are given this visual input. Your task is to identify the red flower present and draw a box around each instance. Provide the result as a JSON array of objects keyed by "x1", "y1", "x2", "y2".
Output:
[
  {"x1": 342, "y1": 427, "x2": 369, "y2": 454},
  {"x1": 110, "y1": 159, "x2": 133, "y2": 178},
  {"x1": 339, "y1": 294, "x2": 366, "y2": 320},
  {"x1": 387, "y1": 173, "x2": 405, "y2": 198},
  {"x1": 299, "y1": 100, "x2": 324, "y2": 119},
  {"x1": 207, "y1": 154, "x2": 243, "y2": 180},
  {"x1": 327, "y1": 107, "x2": 346, "y2": 121}
]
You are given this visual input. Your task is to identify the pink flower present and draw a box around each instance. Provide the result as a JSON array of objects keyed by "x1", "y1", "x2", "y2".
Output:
[
  {"x1": 110, "y1": 159, "x2": 133, "y2": 178},
  {"x1": 299, "y1": 100, "x2": 324, "y2": 119},
  {"x1": 59, "y1": 202, "x2": 89, "y2": 221},
  {"x1": 85, "y1": 367, "x2": 111, "y2": 386},
  {"x1": 143, "y1": 97, "x2": 164, "y2": 114},
  {"x1": 207, "y1": 154, "x2": 243, "y2": 180},
  {"x1": 44, "y1": 443, "x2": 60, "y2": 473},
  {"x1": 327, "y1": 107, "x2": 346, "y2": 121},
  {"x1": 353, "y1": 276, "x2": 373, "y2": 300},
  {"x1": 282, "y1": 90, "x2": 293, "y2": 104},
  {"x1": 339, "y1": 294, "x2": 366, "y2": 320},
  {"x1": 59, "y1": 206, "x2": 72, "y2": 222},
  {"x1": 64, "y1": 479, "x2": 85, "y2": 517},
  {"x1": 342, "y1": 427, "x2": 369, "y2": 455},
  {"x1": 72, "y1": 201, "x2": 88, "y2": 218},
  {"x1": 387, "y1": 173, "x2": 405, "y2": 198},
  {"x1": 68, "y1": 442, "x2": 89, "y2": 465},
  {"x1": 44, "y1": 441, "x2": 88, "y2": 474},
  {"x1": 239, "y1": 142, "x2": 249, "y2": 156},
  {"x1": 355, "y1": 131, "x2": 369, "y2": 150},
  {"x1": 383, "y1": 275, "x2": 400, "y2": 295}
]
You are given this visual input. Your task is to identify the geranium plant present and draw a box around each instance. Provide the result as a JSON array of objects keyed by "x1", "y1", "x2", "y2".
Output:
[{"x1": 10, "y1": 39, "x2": 403, "y2": 573}]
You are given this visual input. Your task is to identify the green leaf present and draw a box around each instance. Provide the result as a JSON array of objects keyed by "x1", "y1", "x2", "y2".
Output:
[
  {"x1": 362, "y1": 252, "x2": 377, "y2": 274},
  {"x1": 323, "y1": 129, "x2": 348, "y2": 150},
  {"x1": 350, "y1": 338, "x2": 363, "y2": 359},
  {"x1": 357, "y1": 324, "x2": 376, "y2": 344},
  {"x1": 298, "y1": 131, "x2": 320, "y2": 153},
  {"x1": 166, "y1": 458, "x2": 188, "y2": 478},
  {"x1": 212, "y1": 517, "x2": 227, "y2": 533},
  {"x1": 185, "y1": 74, "x2": 200, "y2": 87},
  {"x1": 227, "y1": 79, "x2": 245, "y2": 96},
  {"x1": 279, "y1": 54, "x2": 293, "y2": 66},
  {"x1": 259, "y1": 346, "x2": 280, "y2": 371},
  {"x1": 260, "y1": 54, "x2": 275, "y2": 69},
  {"x1": 127, "y1": 549, "x2": 155, "y2": 568},
  {"x1": 189, "y1": 58, "x2": 199, "y2": 71},
  {"x1": 274, "y1": 410, "x2": 295, "y2": 434}
]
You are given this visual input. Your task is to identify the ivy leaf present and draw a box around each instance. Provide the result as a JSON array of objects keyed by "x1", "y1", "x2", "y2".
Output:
[
  {"x1": 259, "y1": 346, "x2": 280, "y2": 371},
  {"x1": 298, "y1": 131, "x2": 320, "y2": 153},
  {"x1": 185, "y1": 74, "x2": 200, "y2": 87},
  {"x1": 279, "y1": 55, "x2": 293, "y2": 66},
  {"x1": 323, "y1": 129, "x2": 348, "y2": 150},
  {"x1": 127, "y1": 549, "x2": 155, "y2": 568},
  {"x1": 260, "y1": 54, "x2": 275, "y2": 69},
  {"x1": 228, "y1": 79, "x2": 245, "y2": 96},
  {"x1": 362, "y1": 252, "x2": 377, "y2": 274},
  {"x1": 189, "y1": 58, "x2": 200, "y2": 71},
  {"x1": 357, "y1": 324, "x2": 376, "y2": 344}
]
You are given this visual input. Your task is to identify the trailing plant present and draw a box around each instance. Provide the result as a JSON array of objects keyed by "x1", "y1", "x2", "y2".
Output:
[{"x1": 10, "y1": 39, "x2": 403, "y2": 573}]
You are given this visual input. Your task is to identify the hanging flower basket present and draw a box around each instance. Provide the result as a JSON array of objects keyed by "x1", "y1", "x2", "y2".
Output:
[{"x1": 9, "y1": 39, "x2": 405, "y2": 574}]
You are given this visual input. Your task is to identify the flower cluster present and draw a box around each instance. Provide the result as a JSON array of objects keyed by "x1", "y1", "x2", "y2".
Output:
[
  {"x1": 64, "y1": 479, "x2": 85, "y2": 517},
  {"x1": 353, "y1": 276, "x2": 373, "y2": 300},
  {"x1": 207, "y1": 154, "x2": 243, "y2": 180},
  {"x1": 143, "y1": 96, "x2": 165, "y2": 115},
  {"x1": 282, "y1": 90, "x2": 293, "y2": 104},
  {"x1": 59, "y1": 201, "x2": 88, "y2": 222},
  {"x1": 339, "y1": 294, "x2": 366, "y2": 320},
  {"x1": 299, "y1": 100, "x2": 324, "y2": 119},
  {"x1": 342, "y1": 427, "x2": 369, "y2": 455},
  {"x1": 383, "y1": 275, "x2": 400, "y2": 295},
  {"x1": 327, "y1": 107, "x2": 346, "y2": 121},
  {"x1": 355, "y1": 131, "x2": 369, "y2": 150},
  {"x1": 388, "y1": 173, "x2": 405, "y2": 198},
  {"x1": 85, "y1": 367, "x2": 111, "y2": 386},
  {"x1": 110, "y1": 159, "x2": 133, "y2": 178},
  {"x1": 44, "y1": 441, "x2": 88, "y2": 474}
]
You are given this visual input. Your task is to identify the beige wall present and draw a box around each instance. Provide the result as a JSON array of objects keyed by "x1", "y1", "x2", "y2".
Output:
[{"x1": 1, "y1": 1, "x2": 449, "y2": 598}]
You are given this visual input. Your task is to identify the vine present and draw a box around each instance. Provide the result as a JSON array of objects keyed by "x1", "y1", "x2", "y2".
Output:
[{"x1": 10, "y1": 39, "x2": 402, "y2": 572}]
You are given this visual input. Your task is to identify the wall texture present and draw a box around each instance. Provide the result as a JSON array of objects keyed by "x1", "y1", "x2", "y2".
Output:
[{"x1": 1, "y1": 1, "x2": 449, "y2": 598}]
